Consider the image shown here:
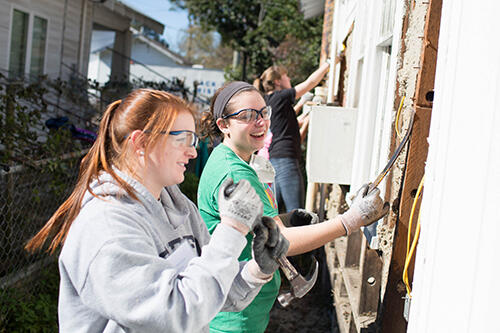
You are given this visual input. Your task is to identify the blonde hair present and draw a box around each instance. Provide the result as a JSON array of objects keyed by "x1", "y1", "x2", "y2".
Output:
[
  {"x1": 26, "y1": 89, "x2": 192, "y2": 253},
  {"x1": 253, "y1": 65, "x2": 287, "y2": 93}
]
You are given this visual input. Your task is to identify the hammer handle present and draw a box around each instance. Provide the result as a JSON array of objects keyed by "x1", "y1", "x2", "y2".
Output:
[
  {"x1": 223, "y1": 180, "x2": 301, "y2": 282},
  {"x1": 277, "y1": 256, "x2": 299, "y2": 281}
]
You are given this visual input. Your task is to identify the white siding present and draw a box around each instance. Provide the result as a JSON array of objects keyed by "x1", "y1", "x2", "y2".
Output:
[
  {"x1": 408, "y1": 1, "x2": 500, "y2": 332},
  {"x1": 131, "y1": 39, "x2": 180, "y2": 67},
  {"x1": 131, "y1": 64, "x2": 225, "y2": 98}
]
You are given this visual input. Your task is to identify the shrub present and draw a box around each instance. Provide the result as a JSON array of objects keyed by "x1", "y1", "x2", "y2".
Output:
[{"x1": 0, "y1": 262, "x2": 59, "y2": 332}]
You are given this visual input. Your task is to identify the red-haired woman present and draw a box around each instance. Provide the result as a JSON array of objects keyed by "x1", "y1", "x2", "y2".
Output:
[{"x1": 26, "y1": 89, "x2": 288, "y2": 332}]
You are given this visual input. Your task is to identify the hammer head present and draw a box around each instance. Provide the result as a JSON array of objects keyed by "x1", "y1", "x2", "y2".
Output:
[{"x1": 277, "y1": 257, "x2": 319, "y2": 307}]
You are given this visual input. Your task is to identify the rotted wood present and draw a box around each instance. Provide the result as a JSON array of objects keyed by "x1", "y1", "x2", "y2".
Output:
[
  {"x1": 415, "y1": 0, "x2": 442, "y2": 108},
  {"x1": 380, "y1": 0, "x2": 441, "y2": 331},
  {"x1": 380, "y1": 107, "x2": 433, "y2": 333}
]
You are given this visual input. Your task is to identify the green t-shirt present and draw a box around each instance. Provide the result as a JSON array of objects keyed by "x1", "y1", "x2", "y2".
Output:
[{"x1": 198, "y1": 144, "x2": 280, "y2": 333}]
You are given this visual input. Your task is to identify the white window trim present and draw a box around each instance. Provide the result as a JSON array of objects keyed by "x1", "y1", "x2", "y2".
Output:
[
  {"x1": 6, "y1": 4, "x2": 50, "y2": 77},
  {"x1": 339, "y1": 0, "x2": 405, "y2": 248},
  {"x1": 347, "y1": 0, "x2": 406, "y2": 193},
  {"x1": 327, "y1": 0, "x2": 356, "y2": 103}
]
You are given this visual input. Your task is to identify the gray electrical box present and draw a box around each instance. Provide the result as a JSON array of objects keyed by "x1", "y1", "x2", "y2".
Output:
[{"x1": 306, "y1": 106, "x2": 357, "y2": 185}]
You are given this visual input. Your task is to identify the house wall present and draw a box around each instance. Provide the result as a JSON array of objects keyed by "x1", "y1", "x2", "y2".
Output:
[
  {"x1": 131, "y1": 64, "x2": 225, "y2": 98},
  {"x1": 88, "y1": 50, "x2": 112, "y2": 84},
  {"x1": 0, "y1": 0, "x2": 91, "y2": 79},
  {"x1": 88, "y1": 38, "x2": 225, "y2": 100},
  {"x1": 132, "y1": 39, "x2": 181, "y2": 67},
  {"x1": 408, "y1": 1, "x2": 500, "y2": 331},
  {"x1": 319, "y1": 1, "x2": 437, "y2": 332}
]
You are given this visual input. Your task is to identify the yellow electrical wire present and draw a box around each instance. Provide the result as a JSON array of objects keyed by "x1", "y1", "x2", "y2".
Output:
[
  {"x1": 395, "y1": 95, "x2": 406, "y2": 140},
  {"x1": 402, "y1": 174, "x2": 425, "y2": 297}
]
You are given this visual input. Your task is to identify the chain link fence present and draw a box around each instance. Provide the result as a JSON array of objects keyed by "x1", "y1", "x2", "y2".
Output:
[
  {"x1": 0, "y1": 67, "x2": 98, "y2": 330},
  {"x1": 0, "y1": 152, "x2": 83, "y2": 330},
  {"x1": 0, "y1": 64, "x2": 208, "y2": 330}
]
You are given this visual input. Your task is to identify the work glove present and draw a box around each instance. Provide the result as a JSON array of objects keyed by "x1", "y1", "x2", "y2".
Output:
[
  {"x1": 253, "y1": 216, "x2": 290, "y2": 274},
  {"x1": 218, "y1": 178, "x2": 263, "y2": 231},
  {"x1": 298, "y1": 92, "x2": 314, "y2": 105},
  {"x1": 339, "y1": 184, "x2": 389, "y2": 235},
  {"x1": 279, "y1": 209, "x2": 319, "y2": 227}
]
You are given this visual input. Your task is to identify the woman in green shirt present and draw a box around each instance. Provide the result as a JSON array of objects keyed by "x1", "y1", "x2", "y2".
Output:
[{"x1": 198, "y1": 82, "x2": 389, "y2": 333}]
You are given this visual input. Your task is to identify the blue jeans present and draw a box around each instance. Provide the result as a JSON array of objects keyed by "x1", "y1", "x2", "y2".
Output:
[{"x1": 270, "y1": 157, "x2": 304, "y2": 213}]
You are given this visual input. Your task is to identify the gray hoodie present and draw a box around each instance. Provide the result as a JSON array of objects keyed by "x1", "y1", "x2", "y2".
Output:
[{"x1": 58, "y1": 170, "x2": 264, "y2": 332}]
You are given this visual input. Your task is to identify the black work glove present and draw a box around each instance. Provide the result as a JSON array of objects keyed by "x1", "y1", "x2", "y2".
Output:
[
  {"x1": 253, "y1": 216, "x2": 290, "y2": 275},
  {"x1": 279, "y1": 208, "x2": 319, "y2": 227}
]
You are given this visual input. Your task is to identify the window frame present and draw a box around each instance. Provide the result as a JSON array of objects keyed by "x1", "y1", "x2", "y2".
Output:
[
  {"x1": 6, "y1": 5, "x2": 49, "y2": 78},
  {"x1": 343, "y1": 0, "x2": 406, "y2": 248}
]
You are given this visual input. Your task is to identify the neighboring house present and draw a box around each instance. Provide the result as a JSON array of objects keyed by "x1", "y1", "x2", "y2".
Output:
[
  {"x1": 88, "y1": 27, "x2": 226, "y2": 103},
  {"x1": 305, "y1": 0, "x2": 499, "y2": 332},
  {"x1": 0, "y1": 0, "x2": 163, "y2": 123},
  {"x1": 0, "y1": 0, "x2": 161, "y2": 82}
]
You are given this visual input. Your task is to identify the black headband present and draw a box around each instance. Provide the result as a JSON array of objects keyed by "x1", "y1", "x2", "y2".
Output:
[{"x1": 213, "y1": 81, "x2": 254, "y2": 121}]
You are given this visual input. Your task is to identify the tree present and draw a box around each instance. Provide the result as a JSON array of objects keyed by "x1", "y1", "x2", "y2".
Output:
[
  {"x1": 171, "y1": 0, "x2": 323, "y2": 83},
  {"x1": 177, "y1": 24, "x2": 233, "y2": 70}
]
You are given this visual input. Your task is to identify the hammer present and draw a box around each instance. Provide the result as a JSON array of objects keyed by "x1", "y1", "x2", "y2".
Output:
[{"x1": 224, "y1": 181, "x2": 318, "y2": 307}]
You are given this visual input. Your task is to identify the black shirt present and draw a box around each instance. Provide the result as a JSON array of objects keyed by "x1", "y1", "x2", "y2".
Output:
[{"x1": 265, "y1": 88, "x2": 301, "y2": 160}]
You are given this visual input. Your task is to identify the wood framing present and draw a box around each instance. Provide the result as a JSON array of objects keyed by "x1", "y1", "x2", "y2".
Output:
[
  {"x1": 380, "y1": 1, "x2": 442, "y2": 331},
  {"x1": 379, "y1": 107, "x2": 432, "y2": 333}
]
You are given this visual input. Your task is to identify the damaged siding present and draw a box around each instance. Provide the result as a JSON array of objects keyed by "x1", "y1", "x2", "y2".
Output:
[{"x1": 317, "y1": 0, "x2": 441, "y2": 332}]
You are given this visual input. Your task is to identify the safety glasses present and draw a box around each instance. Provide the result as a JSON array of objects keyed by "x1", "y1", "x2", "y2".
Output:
[
  {"x1": 166, "y1": 130, "x2": 199, "y2": 148},
  {"x1": 125, "y1": 129, "x2": 199, "y2": 148},
  {"x1": 141, "y1": 129, "x2": 199, "y2": 148},
  {"x1": 222, "y1": 105, "x2": 272, "y2": 123}
]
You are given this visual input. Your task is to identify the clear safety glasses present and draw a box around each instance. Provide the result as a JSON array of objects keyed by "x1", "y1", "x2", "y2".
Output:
[
  {"x1": 222, "y1": 105, "x2": 272, "y2": 123},
  {"x1": 126, "y1": 129, "x2": 199, "y2": 148},
  {"x1": 167, "y1": 130, "x2": 199, "y2": 148},
  {"x1": 141, "y1": 129, "x2": 199, "y2": 148}
]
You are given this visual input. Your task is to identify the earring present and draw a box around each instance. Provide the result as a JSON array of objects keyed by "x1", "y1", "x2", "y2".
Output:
[{"x1": 139, "y1": 151, "x2": 145, "y2": 156}]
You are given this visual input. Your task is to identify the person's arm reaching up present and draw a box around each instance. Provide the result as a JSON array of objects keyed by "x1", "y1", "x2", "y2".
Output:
[{"x1": 294, "y1": 61, "x2": 330, "y2": 99}]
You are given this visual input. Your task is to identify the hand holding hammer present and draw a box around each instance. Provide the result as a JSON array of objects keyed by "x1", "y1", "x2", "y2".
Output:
[{"x1": 223, "y1": 180, "x2": 319, "y2": 307}]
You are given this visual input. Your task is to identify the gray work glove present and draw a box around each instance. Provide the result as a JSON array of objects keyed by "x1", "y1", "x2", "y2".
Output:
[
  {"x1": 218, "y1": 178, "x2": 263, "y2": 231},
  {"x1": 339, "y1": 184, "x2": 389, "y2": 235},
  {"x1": 253, "y1": 217, "x2": 290, "y2": 274},
  {"x1": 298, "y1": 91, "x2": 314, "y2": 105},
  {"x1": 279, "y1": 209, "x2": 319, "y2": 227}
]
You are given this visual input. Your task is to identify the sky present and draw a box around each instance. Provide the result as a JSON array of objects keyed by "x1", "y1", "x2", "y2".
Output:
[{"x1": 91, "y1": 0, "x2": 190, "y2": 54}]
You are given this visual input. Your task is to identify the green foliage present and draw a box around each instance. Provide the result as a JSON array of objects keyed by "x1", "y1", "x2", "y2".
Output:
[
  {"x1": 0, "y1": 263, "x2": 59, "y2": 332},
  {"x1": 179, "y1": 172, "x2": 199, "y2": 204},
  {"x1": 173, "y1": 0, "x2": 323, "y2": 81},
  {"x1": 0, "y1": 73, "x2": 91, "y2": 167}
]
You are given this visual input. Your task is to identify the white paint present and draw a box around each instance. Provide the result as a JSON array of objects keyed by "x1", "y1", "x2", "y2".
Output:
[
  {"x1": 306, "y1": 105, "x2": 357, "y2": 184},
  {"x1": 327, "y1": 0, "x2": 340, "y2": 104},
  {"x1": 408, "y1": 1, "x2": 500, "y2": 332},
  {"x1": 347, "y1": 0, "x2": 405, "y2": 196}
]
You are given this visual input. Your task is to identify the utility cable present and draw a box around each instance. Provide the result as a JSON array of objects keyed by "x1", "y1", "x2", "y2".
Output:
[{"x1": 402, "y1": 174, "x2": 425, "y2": 297}]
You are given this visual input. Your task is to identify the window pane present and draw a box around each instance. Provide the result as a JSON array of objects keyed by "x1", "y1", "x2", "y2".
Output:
[
  {"x1": 9, "y1": 9, "x2": 29, "y2": 78},
  {"x1": 30, "y1": 16, "x2": 47, "y2": 76},
  {"x1": 379, "y1": 0, "x2": 396, "y2": 39}
]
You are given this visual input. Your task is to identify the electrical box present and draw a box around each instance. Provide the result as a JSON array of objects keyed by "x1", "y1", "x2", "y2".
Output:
[{"x1": 306, "y1": 106, "x2": 357, "y2": 184}]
